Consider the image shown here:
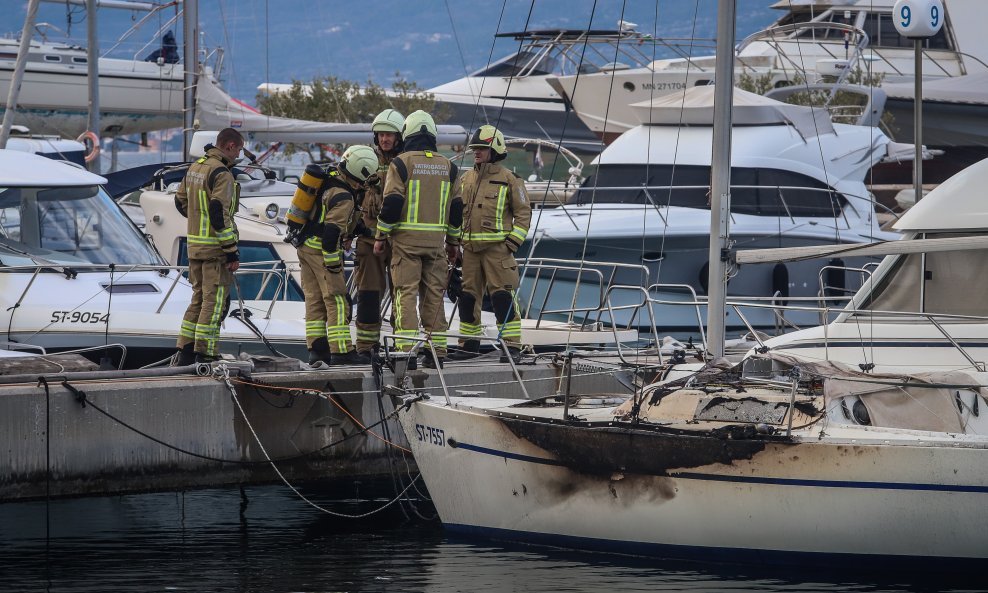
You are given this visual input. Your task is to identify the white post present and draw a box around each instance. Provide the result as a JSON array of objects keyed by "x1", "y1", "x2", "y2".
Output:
[
  {"x1": 87, "y1": 0, "x2": 101, "y2": 173},
  {"x1": 706, "y1": 0, "x2": 737, "y2": 360},
  {"x1": 0, "y1": 0, "x2": 40, "y2": 149},
  {"x1": 182, "y1": 0, "x2": 198, "y2": 161}
]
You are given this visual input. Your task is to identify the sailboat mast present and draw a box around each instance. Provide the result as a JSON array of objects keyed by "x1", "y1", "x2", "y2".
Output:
[
  {"x1": 705, "y1": 0, "x2": 737, "y2": 360},
  {"x1": 182, "y1": 0, "x2": 198, "y2": 161}
]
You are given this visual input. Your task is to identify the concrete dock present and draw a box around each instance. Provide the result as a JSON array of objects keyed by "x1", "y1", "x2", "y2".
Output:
[{"x1": 0, "y1": 352, "x2": 638, "y2": 501}]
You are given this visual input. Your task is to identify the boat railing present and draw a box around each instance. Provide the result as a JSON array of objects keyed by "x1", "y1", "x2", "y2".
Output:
[
  {"x1": 594, "y1": 288, "x2": 985, "y2": 370},
  {"x1": 380, "y1": 331, "x2": 532, "y2": 405},
  {"x1": 0, "y1": 260, "x2": 305, "y2": 321},
  {"x1": 817, "y1": 264, "x2": 873, "y2": 323},
  {"x1": 737, "y1": 22, "x2": 868, "y2": 91},
  {"x1": 516, "y1": 257, "x2": 651, "y2": 328}
]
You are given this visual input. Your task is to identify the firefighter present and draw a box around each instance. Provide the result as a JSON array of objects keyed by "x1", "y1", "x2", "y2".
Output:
[
  {"x1": 173, "y1": 128, "x2": 244, "y2": 365},
  {"x1": 352, "y1": 109, "x2": 404, "y2": 356},
  {"x1": 447, "y1": 125, "x2": 531, "y2": 363},
  {"x1": 300, "y1": 144, "x2": 379, "y2": 366},
  {"x1": 374, "y1": 110, "x2": 462, "y2": 368}
]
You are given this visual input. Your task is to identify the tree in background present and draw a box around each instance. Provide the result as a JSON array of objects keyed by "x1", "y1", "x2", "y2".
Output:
[
  {"x1": 254, "y1": 73, "x2": 451, "y2": 160},
  {"x1": 256, "y1": 73, "x2": 450, "y2": 125}
]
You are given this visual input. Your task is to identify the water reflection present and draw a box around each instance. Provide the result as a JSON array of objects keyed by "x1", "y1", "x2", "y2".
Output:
[{"x1": 0, "y1": 486, "x2": 984, "y2": 593}]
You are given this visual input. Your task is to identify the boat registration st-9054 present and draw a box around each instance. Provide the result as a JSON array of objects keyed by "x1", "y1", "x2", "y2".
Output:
[
  {"x1": 50, "y1": 311, "x2": 109, "y2": 324},
  {"x1": 415, "y1": 424, "x2": 446, "y2": 447}
]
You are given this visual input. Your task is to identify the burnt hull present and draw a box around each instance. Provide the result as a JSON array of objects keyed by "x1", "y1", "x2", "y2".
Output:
[{"x1": 399, "y1": 397, "x2": 988, "y2": 565}]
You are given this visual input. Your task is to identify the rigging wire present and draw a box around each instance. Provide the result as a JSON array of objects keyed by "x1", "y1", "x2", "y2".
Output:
[
  {"x1": 562, "y1": 0, "x2": 627, "y2": 351},
  {"x1": 511, "y1": 0, "x2": 600, "y2": 349},
  {"x1": 443, "y1": 0, "x2": 508, "y2": 170}
]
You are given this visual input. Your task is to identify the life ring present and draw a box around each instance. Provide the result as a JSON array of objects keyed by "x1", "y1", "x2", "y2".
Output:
[{"x1": 77, "y1": 131, "x2": 100, "y2": 163}]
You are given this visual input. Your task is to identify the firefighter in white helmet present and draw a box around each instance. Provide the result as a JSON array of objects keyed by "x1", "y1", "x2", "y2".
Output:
[
  {"x1": 374, "y1": 110, "x2": 463, "y2": 368},
  {"x1": 299, "y1": 145, "x2": 379, "y2": 365},
  {"x1": 352, "y1": 109, "x2": 404, "y2": 356},
  {"x1": 447, "y1": 125, "x2": 531, "y2": 363}
]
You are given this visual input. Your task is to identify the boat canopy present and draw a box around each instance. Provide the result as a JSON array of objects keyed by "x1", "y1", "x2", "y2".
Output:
[
  {"x1": 629, "y1": 86, "x2": 834, "y2": 139},
  {"x1": 894, "y1": 157, "x2": 988, "y2": 232}
]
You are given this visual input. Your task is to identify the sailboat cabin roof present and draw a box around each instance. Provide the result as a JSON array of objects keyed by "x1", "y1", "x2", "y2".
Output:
[{"x1": 894, "y1": 158, "x2": 988, "y2": 232}]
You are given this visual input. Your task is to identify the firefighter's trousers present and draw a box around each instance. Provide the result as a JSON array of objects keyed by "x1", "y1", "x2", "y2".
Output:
[
  {"x1": 178, "y1": 257, "x2": 232, "y2": 357},
  {"x1": 390, "y1": 242, "x2": 448, "y2": 355},
  {"x1": 353, "y1": 237, "x2": 391, "y2": 353},
  {"x1": 298, "y1": 245, "x2": 353, "y2": 353},
  {"x1": 459, "y1": 242, "x2": 521, "y2": 348}
]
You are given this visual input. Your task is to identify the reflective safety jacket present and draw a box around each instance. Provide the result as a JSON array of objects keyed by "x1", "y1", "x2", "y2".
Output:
[
  {"x1": 376, "y1": 149, "x2": 461, "y2": 248},
  {"x1": 175, "y1": 146, "x2": 240, "y2": 261},
  {"x1": 457, "y1": 163, "x2": 532, "y2": 252},
  {"x1": 356, "y1": 147, "x2": 396, "y2": 245},
  {"x1": 302, "y1": 169, "x2": 357, "y2": 269}
]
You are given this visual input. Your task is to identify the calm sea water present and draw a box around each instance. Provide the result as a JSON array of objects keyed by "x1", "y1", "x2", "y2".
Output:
[{"x1": 1, "y1": 484, "x2": 985, "y2": 593}]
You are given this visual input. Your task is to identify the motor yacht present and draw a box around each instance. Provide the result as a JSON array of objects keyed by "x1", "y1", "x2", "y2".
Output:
[
  {"x1": 520, "y1": 85, "x2": 908, "y2": 336},
  {"x1": 549, "y1": 0, "x2": 988, "y2": 143},
  {"x1": 0, "y1": 149, "x2": 326, "y2": 367}
]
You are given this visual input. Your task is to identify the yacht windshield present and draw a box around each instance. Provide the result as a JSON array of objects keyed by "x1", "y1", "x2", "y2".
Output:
[
  {"x1": 0, "y1": 184, "x2": 162, "y2": 266},
  {"x1": 574, "y1": 164, "x2": 845, "y2": 217},
  {"x1": 473, "y1": 50, "x2": 559, "y2": 77}
]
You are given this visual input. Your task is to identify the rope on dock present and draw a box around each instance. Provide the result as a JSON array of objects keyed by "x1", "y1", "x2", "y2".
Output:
[
  {"x1": 56, "y1": 375, "x2": 400, "y2": 466},
  {"x1": 215, "y1": 363, "x2": 423, "y2": 519}
]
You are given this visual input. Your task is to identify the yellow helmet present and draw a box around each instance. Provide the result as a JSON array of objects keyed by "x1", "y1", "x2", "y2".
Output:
[
  {"x1": 469, "y1": 125, "x2": 507, "y2": 161},
  {"x1": 402, "y1": 110, "x2": 438, "y2": 139},
  {"x1": 372, "y1": 109, "x2": 404, "y2": 135},
  {"x1": 340, "y1": 145, "x2": 378, "y2": 182}
]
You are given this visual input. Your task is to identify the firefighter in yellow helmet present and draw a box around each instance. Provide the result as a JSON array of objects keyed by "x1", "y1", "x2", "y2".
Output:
[
  {"x1": 447, "y1": 125, "x2": 531, "y2": 362},
  {"x1": 374, "y1": 110, "x2": 463, "y2": 368},
  {"x1": 352, "y1": 109, "x2": 404, "y2": 356},
  {"x1": 173, "y1": 127, "x2": 244, "y2": 365},
  {"x1": 299, "y1": 145, "x2": 379, "y2": 366}
]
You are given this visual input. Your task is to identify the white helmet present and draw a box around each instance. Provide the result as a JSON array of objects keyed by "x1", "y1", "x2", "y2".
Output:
[{"x1": 340, "y1": 145, "x2": 378, "y2": 182}]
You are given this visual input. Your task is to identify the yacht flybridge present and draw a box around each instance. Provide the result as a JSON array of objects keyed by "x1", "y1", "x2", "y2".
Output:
[
  {"x1": 423, "y1": 25, "x2": 665, "y2": 151},
  {"x1": 549, "y1": 0, "x2": 988, "y2": 143}
]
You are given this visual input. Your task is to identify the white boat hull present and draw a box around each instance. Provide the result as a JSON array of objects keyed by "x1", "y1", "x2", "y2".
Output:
[
  {"x1": 0, "y1": 51, "x2": 184, "y2": 137},
  {"x1": 400, "y1": 397, "x2": 988, "y2": 563}
]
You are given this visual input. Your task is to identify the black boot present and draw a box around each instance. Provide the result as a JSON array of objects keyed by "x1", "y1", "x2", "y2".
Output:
[
  {"x1": 447, "y1": 340, "x2": 480, "y2": 361},
  {"x1": 195, "y1": 352, "x2": 219, "y2": 364},
  {"x1": 308, "y1": 337, "x2": 332, "y2": 366},
  {"x1": 421, "y1": 352, "x2": 444, "y2": 369},
  {"x1": 329, "y1": 350, "x2": 371, "y2": 366},
  {"x1": 499, "y1": 346, "x2": 522, "y2": 364},
  {"x1": 173, "y1": 343, "x2": 195, "y2": 366}
]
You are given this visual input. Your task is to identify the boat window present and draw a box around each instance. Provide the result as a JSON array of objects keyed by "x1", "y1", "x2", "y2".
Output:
[
  {"x1": 44, "y1": 55, "x2": 61, "y2": 63},
  {"x1": 860, "y1": 233, "x2": 988, "y2": 316},
  {"x1": 473, "y1": 50, "x2": 558, "y2": 77},
  {"x1": 773, "y1": 10, "x2": 815, "y2": 28},
  {"x1": 794, "y1": 11, "x2": 855, "y2": 40},
  {"x1": 574, "y1": 164, "x2": 844, "y2": 217},
  {"x1": 0, "y1": 185, "x2": 162, "y2": 266},
  {"x1": 72, "y1": 56, "x2": 87, "y2": 65},
  {"x1": 177, "y1": 239, "x2": 303, "y2": 301},
  {"x1": 861, "y1": 12, "x2": 952, "y2": 50}
]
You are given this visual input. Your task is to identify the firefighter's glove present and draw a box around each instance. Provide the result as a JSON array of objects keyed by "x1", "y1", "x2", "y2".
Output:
[
  {"x1": 354, "y1": 219, "x2": 374, "y2": 238},
  {"x1": 447, "y1": 267, "x2": 463, "y2": 303}
]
